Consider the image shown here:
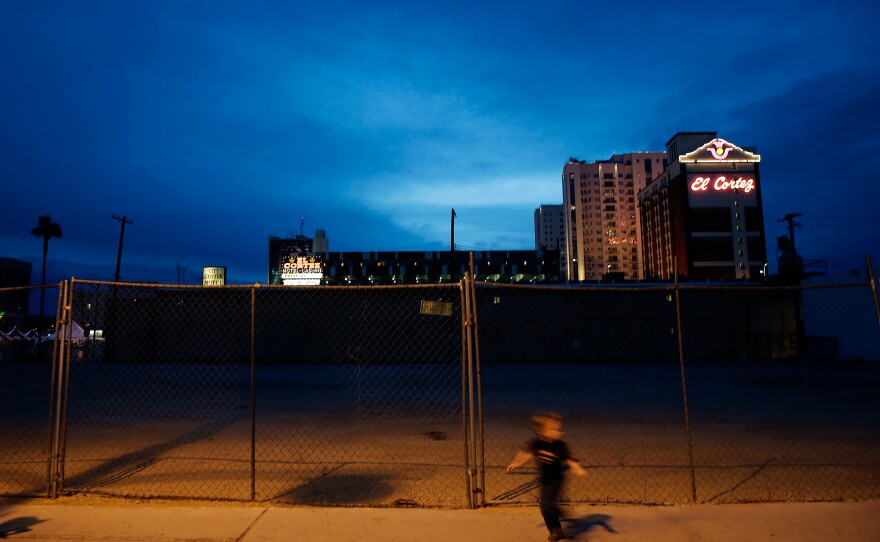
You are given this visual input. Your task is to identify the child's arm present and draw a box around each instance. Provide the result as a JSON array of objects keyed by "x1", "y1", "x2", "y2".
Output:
[
  {"x1": 566, "y1": 458, "x2": 589, "y2": 477},
  {"x1": 506, "y1": 450, "x2": 533, "y2": 472}
]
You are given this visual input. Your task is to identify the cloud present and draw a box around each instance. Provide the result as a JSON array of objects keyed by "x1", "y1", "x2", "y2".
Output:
[{"x1": 726, "y1": 67, "x2": 880, "y2": 271}]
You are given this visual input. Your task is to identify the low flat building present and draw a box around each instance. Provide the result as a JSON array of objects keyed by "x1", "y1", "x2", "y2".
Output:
[{"x1": 0, "y1": 256, "x2": 32, "y2": 319}]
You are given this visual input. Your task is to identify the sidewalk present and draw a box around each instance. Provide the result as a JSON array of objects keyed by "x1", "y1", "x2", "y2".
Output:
[{"x1": 0, "y1": 499, "x2": 877, "y2": 541}]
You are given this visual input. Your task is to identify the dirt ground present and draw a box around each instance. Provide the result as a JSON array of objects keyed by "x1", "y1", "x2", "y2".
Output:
[{"x1": 2, "y1": 360, "x2": 879, "y2": 507}]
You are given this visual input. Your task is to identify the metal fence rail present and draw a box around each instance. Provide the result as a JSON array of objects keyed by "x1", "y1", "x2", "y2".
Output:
[{"x1": 1, "y1": 270, "x2": 879, "y2": 507}]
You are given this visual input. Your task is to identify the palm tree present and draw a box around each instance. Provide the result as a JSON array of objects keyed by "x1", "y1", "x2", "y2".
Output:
[{"x1": 30, "y1": 215, "x2": 63, "y2": 326}]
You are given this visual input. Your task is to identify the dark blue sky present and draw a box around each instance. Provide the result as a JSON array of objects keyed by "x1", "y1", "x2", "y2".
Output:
[{"x1": 2, "y1": 1, "x2": 879, "y2": 284}]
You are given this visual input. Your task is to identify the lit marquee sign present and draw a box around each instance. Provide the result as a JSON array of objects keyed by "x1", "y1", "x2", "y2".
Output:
[
  {"x1": 202, "y1": 266, "x2": 227, "y2": 286},
  {"x1": 679, "y1": 138, "x2": 761, "y2": 164},
  {"x1": 690, "y1": 175, "x2": 756, "y2": 194},
  {"x1": 281, "y1": 256, "x2": 324, "y2": 286}
]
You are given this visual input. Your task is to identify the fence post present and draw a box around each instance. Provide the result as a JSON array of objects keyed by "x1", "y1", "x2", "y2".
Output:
[
  {"x1": 462, "y1": 272, "x2": 481, "y2": 507},
  {"x1": 250, "y1": 284, "x2": 257, "y2": 501},
  {"x1": 867, "y1": 256, "x2": 880, "y2": 329},
  {"x1": 469, "y1": 253, "x2": 486, "y2": 507},
  {"x1": 48, "y1": 280, "x2": 71, "y2": 498},
  {"x1": 459, "y1": 279, "x2": 473, "y2": 507},
  {"x1": 46, "y1": 281, "x2": 64, "y2": 497},
  {"x1": 674, "y1": 263, "x2": 697, "y2": 503},
  {"x1": 57, "y1": 279, "x2": 77, "y2": 496}
]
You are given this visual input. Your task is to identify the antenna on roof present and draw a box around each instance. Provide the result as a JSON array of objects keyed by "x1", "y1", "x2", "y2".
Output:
[{"x1": 300, "y1": 216, "x2": 305, "y2": 237}]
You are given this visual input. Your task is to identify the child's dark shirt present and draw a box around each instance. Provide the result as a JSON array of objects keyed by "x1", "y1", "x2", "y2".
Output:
[{"x1": 525, "y1": 437, "x2": 573, "y2": 483}]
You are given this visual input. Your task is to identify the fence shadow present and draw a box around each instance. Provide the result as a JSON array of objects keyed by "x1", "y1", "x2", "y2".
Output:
[
  {"x1": 64, "y1": 418, "x2": 235, "y2": 492},
  {"x1": 272, "y1": 472, "x2": 395, "y2": 505}
]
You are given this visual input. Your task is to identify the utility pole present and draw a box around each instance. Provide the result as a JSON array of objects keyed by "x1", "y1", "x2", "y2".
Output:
[
  {"x1": 777, "y1": 212, "x2": 802, "y2": 254},
  {"x1": 112, "y1": 215, "x2": 133, "y2": 282},
  {"x1": 176, "y1": 264, "x2": 189, "y2": 285},
  {"x1": 450, "y1": 208, "x2": 457, "y2": 278}
]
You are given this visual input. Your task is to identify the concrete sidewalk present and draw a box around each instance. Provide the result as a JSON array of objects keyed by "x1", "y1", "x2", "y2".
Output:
[{"x1": 0, "y1": 500, "x2": 877, "y2": 541}]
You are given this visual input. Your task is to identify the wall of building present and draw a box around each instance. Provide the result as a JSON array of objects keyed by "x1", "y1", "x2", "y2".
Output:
[{"x1": 563, "y1": 152, "x2": 666, "y2": 282}]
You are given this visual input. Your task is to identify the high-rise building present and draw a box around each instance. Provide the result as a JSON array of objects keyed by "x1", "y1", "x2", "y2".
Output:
[
  {"x1": 534, "y1": 204, "x2": 564, "y2": 250},
  {"x1": 638, "y1": 132, "x2": 767, "y2": 281},
  {"x1": 562, "y1": 152, "x2": 666, "y2": 282},
  {"x1": 313, "y1": 229, "x2": 330, "y2": 254}
]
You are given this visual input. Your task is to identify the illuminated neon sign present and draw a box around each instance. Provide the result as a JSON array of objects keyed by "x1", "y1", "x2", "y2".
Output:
[
  {"x1": 281, "y1": 256, "x2": 324, "y2": 286},
  {"x1": 679, "y1": 138, "x2": 761, "y2": 163},
  {"x1": 707, "y1": 141, "x2": 732, "y2": 160},
  {"x1": 690, "y1": 175, "x2": 755, "y2": 194}
]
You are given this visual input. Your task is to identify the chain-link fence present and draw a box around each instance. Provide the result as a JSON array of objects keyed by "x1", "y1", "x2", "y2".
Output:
[
  {"x1": 0, "y1": 283, "x2": 62, "y2": 497},
  {"x1": 474, "y1": 280, "x2": 880, "y2": 506},
  {"x1": 473, "y1": 284, "x2": 693, "y2": 506},
  {"x1": 56, "y1": 280, "x2": 467, "y2": 506},
  {"x1": 2, "y1": 273, "x2": 878, "y2": 507},
  {"x1": 678, "y1": 283, "x2": 880, "y2": 503}
]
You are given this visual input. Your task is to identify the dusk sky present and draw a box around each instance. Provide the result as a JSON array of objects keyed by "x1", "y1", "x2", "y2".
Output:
[{"x1": 2, "y1": 1, "x2": 879, "y2": 285}]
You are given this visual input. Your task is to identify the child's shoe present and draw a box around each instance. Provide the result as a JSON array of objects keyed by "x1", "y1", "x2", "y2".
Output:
[{"x1": 548, "y1": 528, "x2": 566, "y2": 541}]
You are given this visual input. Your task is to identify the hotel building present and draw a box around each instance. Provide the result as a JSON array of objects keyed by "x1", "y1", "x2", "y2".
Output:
[
  {"x1": 638, "y1": 132, "x2": 767, "y2": 280},
  {"x1": 563, "y1": 152, "x2": 666, "y2": 281},
  {"x1": 534, "y1": 204, "x2": 564, "y2": 250}
]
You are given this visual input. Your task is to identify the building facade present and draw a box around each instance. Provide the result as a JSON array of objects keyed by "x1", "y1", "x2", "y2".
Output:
[
  {"x1": 562, "y1": 152, "x2": 666, "y2": 282},
  {"x1": 0, "y1": 257, "x2": 32, "y2": 320},
  {"x1": 318, "y1": 250, "x2": 560, "y2": 284},
  {"x1": 638, "y1": 132, "x2": 767, "y2": 281},
  {"x1": 534, "y1": 204, "x2": 564, "y2": 251}
]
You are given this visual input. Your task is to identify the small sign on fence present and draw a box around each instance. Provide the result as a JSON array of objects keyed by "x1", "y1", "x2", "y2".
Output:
[{"x1": 420, "y1": 300, "x2": 453, "y2": 317}]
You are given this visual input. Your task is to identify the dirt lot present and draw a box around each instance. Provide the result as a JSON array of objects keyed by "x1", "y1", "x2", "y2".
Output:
[{"x1": 2, "y1": 360, "x2": 878, "y2": 507}]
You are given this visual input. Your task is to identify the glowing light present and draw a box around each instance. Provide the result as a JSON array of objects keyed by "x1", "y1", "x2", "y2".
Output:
[
  {"x1": 708, "y1": 141, "x2": 731, "y2": 160},
  {"x1": 281, "y1": 256, "x2": 324, "y2": 285},
  {"x1": 690, "y1": 175, "x2": 755, "y2": 194},
  {"x1": 679, "y1": 138, "x2": 761, "y2": 163}
]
